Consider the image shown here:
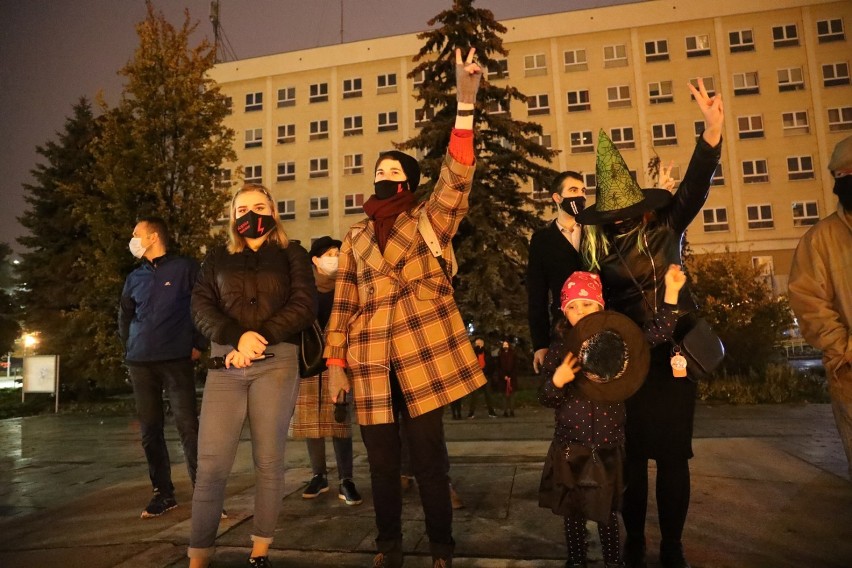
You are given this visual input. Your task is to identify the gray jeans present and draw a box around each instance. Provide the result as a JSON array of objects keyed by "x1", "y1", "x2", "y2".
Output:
[{"x1": 188, "y1": 343, "x2": 299, "y2": 558}]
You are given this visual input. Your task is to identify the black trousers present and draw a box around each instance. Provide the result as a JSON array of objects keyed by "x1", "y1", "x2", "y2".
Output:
[
  {"x1": 622, "y1": 457, "x2": 691, "y2": 552},
  {"x1": 359, "y1": 368, "x2": 452, "y2": 545}
]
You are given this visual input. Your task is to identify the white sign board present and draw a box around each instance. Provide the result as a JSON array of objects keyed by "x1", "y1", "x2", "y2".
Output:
[{"x1": 23, "y1": 355, "x2": 59, "y2": 393}]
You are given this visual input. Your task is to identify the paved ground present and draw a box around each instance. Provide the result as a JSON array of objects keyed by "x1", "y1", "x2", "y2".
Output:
[{"x1": 0, "y1": 402, "x2": 849, "y2": 567}]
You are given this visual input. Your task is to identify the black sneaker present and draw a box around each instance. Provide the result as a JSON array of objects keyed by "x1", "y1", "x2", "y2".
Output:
[
  {"x1": 140, "y1": 492, "x2": 177, "y2": 519},
  {"x1": 338, "y1": 479, "x2": 363, "y2": 505},
  {"x1": 248, "y1": 556, "x2": 272, "y2": 567},
  {"x1": 302, "y1": 474, "x2": 329, "y2": 498}
]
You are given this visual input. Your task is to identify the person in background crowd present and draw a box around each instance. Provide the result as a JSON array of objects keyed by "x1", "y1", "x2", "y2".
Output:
[{"x1": 291, "y1": 236, "x2": 362, "y2": 505}]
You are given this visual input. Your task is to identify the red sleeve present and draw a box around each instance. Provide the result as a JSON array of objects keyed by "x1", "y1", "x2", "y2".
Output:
[{"x1": 448, "y1": 128, "x2": 474, "y2": 165}]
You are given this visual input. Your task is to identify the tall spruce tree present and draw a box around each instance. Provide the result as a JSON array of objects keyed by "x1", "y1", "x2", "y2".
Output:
[
  {"x1": 0, "y1": 243, "x2": 20, "y2": 355},
  {"x1": 73, "y1": 3, "x2": 235, "y2": 388},
  {"x1": 400, "y1": 0, "x2": 558, "y2": 347},
  {"x1": 16, "y1": 99, "x2": 98, "y2": 390}
]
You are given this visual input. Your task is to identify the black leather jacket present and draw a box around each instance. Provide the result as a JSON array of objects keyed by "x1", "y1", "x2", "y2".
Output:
[
  {"x1": 597, "y1": 137, "x2": 721, "y2": 331},
  {"x1": 191, "y1": 242, "x2": 317, "y2": 349}
]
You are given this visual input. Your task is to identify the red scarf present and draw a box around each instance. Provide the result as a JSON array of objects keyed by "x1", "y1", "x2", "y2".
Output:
[{"x1": 362, "y1": 191, "x2": 417, "y2": 253}]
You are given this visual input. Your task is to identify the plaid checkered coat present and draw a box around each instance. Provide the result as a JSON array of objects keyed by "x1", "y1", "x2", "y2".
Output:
[{"x1": 323, "y1": 152, "x2": 486, "y2": 425}]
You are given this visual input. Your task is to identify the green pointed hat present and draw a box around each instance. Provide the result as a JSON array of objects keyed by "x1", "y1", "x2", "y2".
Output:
[{"x1": 574, "y1": 130, "x2": 671, "y2": 225}]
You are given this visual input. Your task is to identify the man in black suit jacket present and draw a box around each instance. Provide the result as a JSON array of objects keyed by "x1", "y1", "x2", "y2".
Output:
[{"x1": 526, "y1": 171, "x2": 587, "y2": 372}]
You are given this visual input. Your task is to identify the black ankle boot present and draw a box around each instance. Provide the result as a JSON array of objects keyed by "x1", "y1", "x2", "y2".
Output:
[{"x1": 659, "y1": 541, "x2": 691, "y2": 568}]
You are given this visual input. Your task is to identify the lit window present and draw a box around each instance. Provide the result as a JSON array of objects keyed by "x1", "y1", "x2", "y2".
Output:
[
  {"x1": 487, "y1": 59, "x2": 509, "y2": 80},
  {"x1": 781, "y1": 111, "x2": 809, "y2": 134},
  {"x1": 343, "y1": 115, "x2": 363, "y2": 136},
  {"x1": 527, "y1": 94, "x2": 550, "y2": 116},
  {"x1": 343, "y1": 154, "x2": 363, "y2": 176},
  {"x1": 569, "y1": 130, "x2": 593, "y2": 154},
  {"x1": 733, "y1": 72, "x2": 760, "y2": 95},
  {"x1": 822, "y1": 62, "x2": 850, "y2": 87},
  {"x1": 737, "y1": 115, "x2": 764, "y2": 139},
  {"x1": 610, "y1": 126, "x2": 635, "y2": 149},
  {"x1": 244, "y1": 165, "x2": 262, "y2": 184},
  {"x1": 309, "y1": 120, "x2": 329, "y2": 141},
  {"x1": 276, "y1": 162, "x2": 295, "y2": 182},
  {"x1": 277, "y1": 124, "x2": 296, "y2": 144},
  {"x1": 729, "y1": 29, "x2": 755, "y2": 53},
  {"x1": 603, "y1": 44, "x2": 627, "y2": 67},
  {"x1": 747, "y1": 204, "x2": 774, "y2": 229},
  {"x1": 564, "y1": 49, "x2": 588, "y2": 71},
  {"x1": 344, "y1": 193, "x2": 365, "y2": 215},
  {"x1": 827, "y1": 106, "x2": 852, "y2": 131},
  {"x1": 742, "y1": 159, "x2": 769, "y2": 183},
  {"x1": 772, "y1": 24, "x2": 799, "y2": 47},
  {"x1": 343, "y1": 78, "x2": 362, "y2": 98},
  {"x1": 309, "y1": 196, "x2": 329, "y2": 218},
  {"x1": 777, "y1": 67, "x2": 805, "y2": 92},
  {"x1": 524, "y1": 53, "x2": 547, "y2": 76},
  {"x1": 606, "y1": 85, "x2": 630, "y2": 108},
  {"x1": 309, "y1": 83, "x2": 329, "y2": 103},
  {"x1": 792, "y1": 201, "x2": 819, "y2": 227},
  {"x1": 648, "y1": 81, "x2": 673, "y2": 104},
  {"x1": 651, "y1": 123, "x2": 677, "y2": 146},
  {"x1": 377, "y1": 73, "x2": 397, "y2": 93},
  {"x1": 644, "y1": 39, "x2": 669, "y2": 62},
  {"x1": 688, "y1": 77, "x2": 716, "y2": 98},
  {"x1": 816, "y1": 18, "x2": 845, "y2": 43},
  {"x1": 702, "y1": 207, "x2": 729, "y2": 232},
  {"x1": 787, "y1": 156, "x2": 815, "y2": 180},
  {"x1": 377, "y1": 111, "x2": 398, "y2": 132},
  {"x1": 244, "y1": 128, "x2": 263, "y2": 149},
  {"x1": 277, "y1": 200, "x2": 296, "y2": 221},
  {"x1": 245, "y1": 92, "x2": 263, "y2": 112},
  {"x1": 567, "y1": 90, "x2": 591, "y2": 112},
  {"x1": 309, "y1": 158, "x2": 329, "y2": 179},
  {"x1": 277, "y1": 87, "x2": 295, "y2": 107},
  {"x1": 685, "y1": 35, "x2": 711, "y2": 57}
]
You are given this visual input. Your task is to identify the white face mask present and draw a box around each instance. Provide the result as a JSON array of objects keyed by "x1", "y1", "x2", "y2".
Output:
[
  {"x1": 128, "y1": 237, "x2": 147, "y2": 259},
  {"x1": 317, "y1": 256, "x2": 339, "y2": 275}
]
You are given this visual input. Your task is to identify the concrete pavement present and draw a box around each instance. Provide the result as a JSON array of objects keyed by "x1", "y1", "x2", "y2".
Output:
[{"x1": 0, "y1": 402, "x2": 849, "y2": 567}]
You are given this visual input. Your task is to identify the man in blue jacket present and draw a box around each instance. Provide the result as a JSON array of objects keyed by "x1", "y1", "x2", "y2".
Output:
[{"x1": 119, "y1": 217, "x2": 206, "y2": 518}]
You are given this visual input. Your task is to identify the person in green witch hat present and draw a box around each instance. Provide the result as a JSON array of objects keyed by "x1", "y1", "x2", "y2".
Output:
[{"x1": 574, "y1": 78, "x2": 723, "y2": 568}]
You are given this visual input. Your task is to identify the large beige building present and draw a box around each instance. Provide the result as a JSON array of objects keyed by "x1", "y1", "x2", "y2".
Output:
[{"x1": 210, "y1": 0, "x2": 851, "y2": 293}]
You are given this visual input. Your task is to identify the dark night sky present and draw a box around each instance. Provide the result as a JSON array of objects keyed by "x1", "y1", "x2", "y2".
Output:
[{"x1": 0, "y1": 0, "x2": 639, "y2": 255}]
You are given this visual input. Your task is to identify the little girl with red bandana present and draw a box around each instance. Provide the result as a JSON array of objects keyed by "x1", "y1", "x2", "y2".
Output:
[{"x1": 539, "y1": 267, "x2": 685, "y2": 568}]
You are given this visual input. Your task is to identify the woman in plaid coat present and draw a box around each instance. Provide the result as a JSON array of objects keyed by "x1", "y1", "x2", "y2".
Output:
[{"x1": 324, "y1": 48, "x2": 483, "y2": 568}]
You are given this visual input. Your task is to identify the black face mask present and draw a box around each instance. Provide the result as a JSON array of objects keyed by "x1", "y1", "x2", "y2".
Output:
[
  {"x1": 235, "y1": 210, "x2": 276, "y2": 239},
  {"x1": 605, "y1": 216, "x2": 643, "y2": 237},
  {"x1": 374, "y1": 179, "x2": 408, "y2": 200},
  {"x1": 473, "y1": 345, "x2": 484, "y2": 354},
  {"x1": 559, "y1": 196, "x2": 586, "y2": 216},
  {"x1": 835, "y1": 175, "x2": 852, "y2": 210}
]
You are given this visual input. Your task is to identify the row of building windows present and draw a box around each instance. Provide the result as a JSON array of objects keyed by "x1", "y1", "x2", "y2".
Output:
[
  {"x1": 702, "y1": 201, "x2": 820, "y2": 232},
  {"x1": 232, "y1": 18, "x2": 846, "y2": 113},
  {"x1": 242, "y1": 105, "x2": 852, "y2": 152}
]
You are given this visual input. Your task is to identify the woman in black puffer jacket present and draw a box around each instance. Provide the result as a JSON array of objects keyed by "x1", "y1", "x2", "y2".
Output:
[{"x1": 188, "y1": 184, "x2": 316, "y2": 568}]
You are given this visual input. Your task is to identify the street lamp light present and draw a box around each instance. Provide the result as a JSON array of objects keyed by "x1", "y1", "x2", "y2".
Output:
[{"x1": 23, "y1": 333, "x2": 38, "y2": 357}]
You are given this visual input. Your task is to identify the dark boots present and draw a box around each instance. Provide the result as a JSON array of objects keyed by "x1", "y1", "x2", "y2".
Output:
[
  {"x1": 372, "y1": 539, "x2": 403, "y2": 568},
  {"x1": 430, "y1": 541, "x2": 454, "y2": 568},
  {"x1": 624, "y1": 536, "x2": 647, "y2": 568},
  {"x1": 659, "y1": 541, "x2": 691, "y2": 568}
]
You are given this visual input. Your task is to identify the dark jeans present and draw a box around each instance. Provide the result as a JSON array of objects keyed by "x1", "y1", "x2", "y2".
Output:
[
  {"x1": 360, "y1": 368, "x2": 452, "y2": 546},
  {"x1": 306, "y1": 436, "x2": 354, "y2": 480},
  {"x1": 467, "y1": 384, "x2": 495, "y2": 416},
  {"x1": 129, "y1": 360, "x2": 199, "y2": 495}
]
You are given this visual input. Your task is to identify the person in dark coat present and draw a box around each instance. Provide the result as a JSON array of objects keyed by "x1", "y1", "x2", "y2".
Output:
[
  {"x1": 188, "y1": 184, "x2": 316, "y2": 568},
  {"x1": 526, "y1": 171, "x2": 586, "y2": 373},
  {"x1": 119, "y1": 216, "x2": 207, "y2": 519},
  {"x1": 494, "y1": 339, "x2": 519, "y2": 417},
  {"x1": 467, "y1": 337, "x2": 497, "y2": 418},
  {"x1": 574, "y1": 78, "x2": 723, "y2": 568}
]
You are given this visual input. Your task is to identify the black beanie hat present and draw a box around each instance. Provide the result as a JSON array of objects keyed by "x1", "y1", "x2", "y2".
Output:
[{"x1": 374, "y1": 150, "x2": 420, "y2": 192}]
